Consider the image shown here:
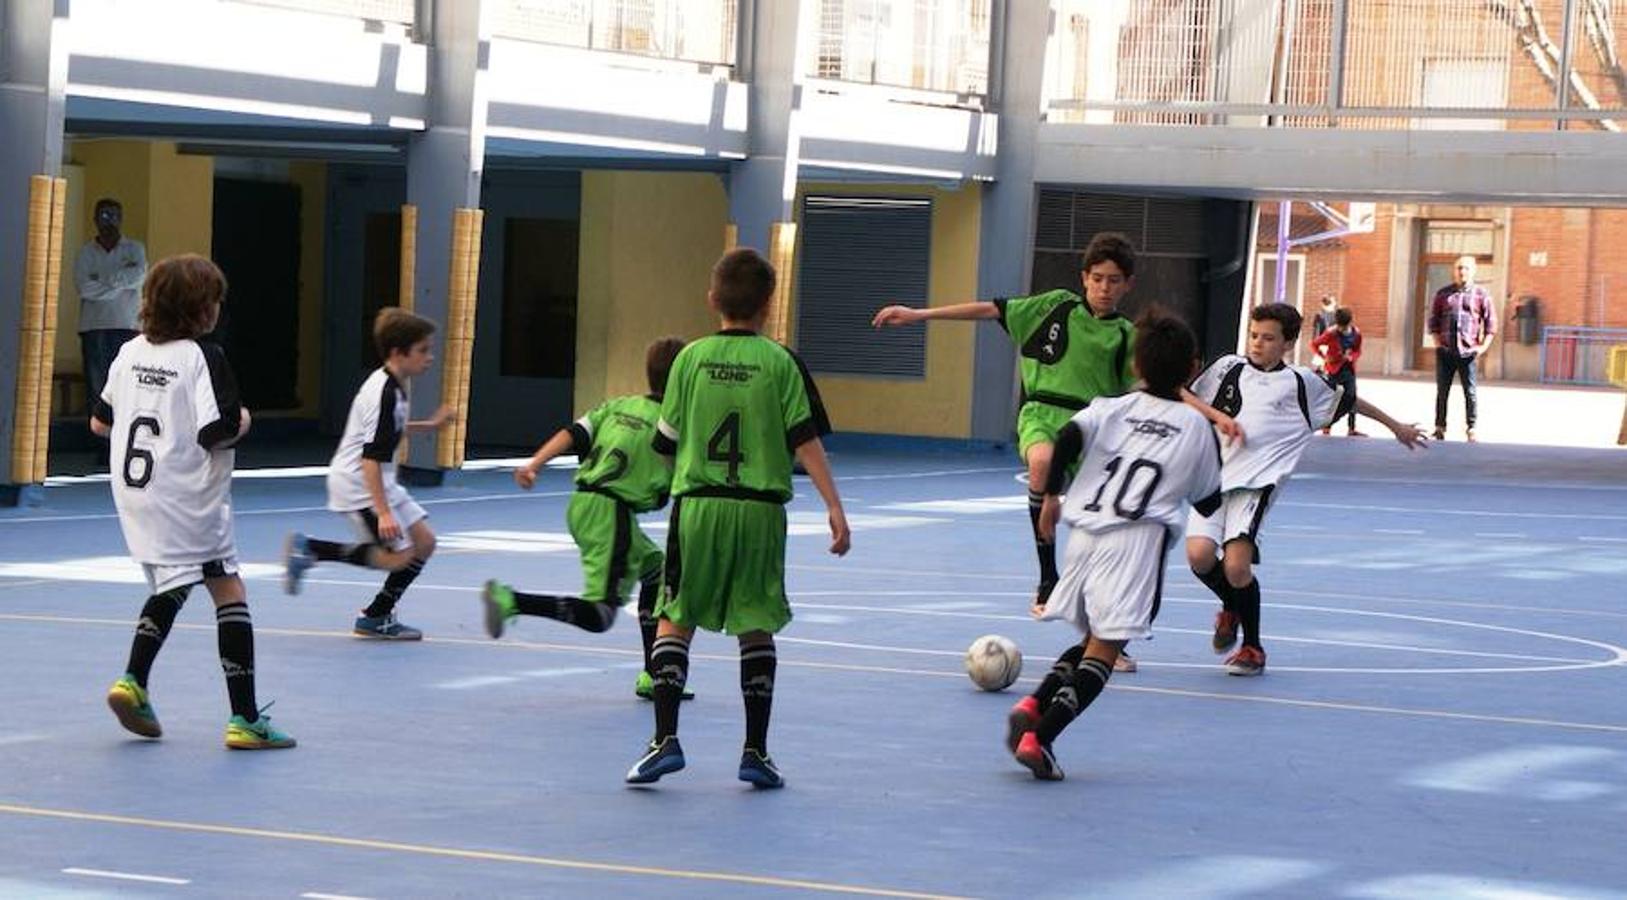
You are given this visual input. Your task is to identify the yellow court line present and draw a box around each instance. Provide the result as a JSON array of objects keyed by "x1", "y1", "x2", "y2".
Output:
[
  {"x1": 4, "y1": 613, "x2": 1626, "y2": 734},
  {"x1": 0, "y1": 803, "x2": 968, "y2": 900}
]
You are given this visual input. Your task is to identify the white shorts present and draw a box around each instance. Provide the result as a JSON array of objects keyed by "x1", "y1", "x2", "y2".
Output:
[
  {"x1": 1040, "y1": 522, "x2": 1171, "y2": 641},
  {"x1": 1185, "y1": 487, "x2": 1275, "y2": 558},
  {"x1": 343, "y1": 497, "x2": 428, "y2": 553},
  {"x1": 142, "y1": 556, "x2": 239, "y2": 595}
]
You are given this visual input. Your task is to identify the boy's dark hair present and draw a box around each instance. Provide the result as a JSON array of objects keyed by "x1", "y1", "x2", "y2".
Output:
[
  {"x1": 140, "y1": 254, "x2": 226, "y2": 343},
  {"x1": 1081, "y1": 231, "x2": 1137, "y2": 278},
  {"x1": 1334, "y1": 307, "x2": 1353, "y2": 327},
  {"x1": 711, "y1": 248, "x2": 777, "y2": 321},
  {"x1": 1250, "y1": 302, "x2": 1303, "y2": 342},
  {"x1": 374, "y1": 307, "x2": 437, "y2": 359},
  {"x1": 645, "y1": 336, "x2": 686, "y2": 395},
  {"x1": 1133, "y1": 308, "x2": 1198, "y2": 397}
]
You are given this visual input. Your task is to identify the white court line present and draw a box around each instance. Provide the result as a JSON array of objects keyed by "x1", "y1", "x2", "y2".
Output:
[
  {"x1": 1372, "y1": 528, "x2": 1424, "y2": 535},
  {"x1": 1091, "y1": 855, "x2": 1326, "y2": 899},
  {"x1": 1294, "y1": 471, "x2": 1627, "y2": 494},
  {"x1": 62, "y1": 867, "x2": 189, "y2": 885},
  {"x1": 0, "y1": 489, "x2": 577, "y2": 525},
  {"x1": 1578, "y1": 536, "x2": 1627, "y2": 544},
  {"x1": 1279, "y1": 499, "x2": 1627, "y2": 522},
  {"x1": 303, "y1": 893, "x2": 376, "y2": 900},
  {"x1": 1474, "y1": 532, "x2": 1527, "y2": 538}
]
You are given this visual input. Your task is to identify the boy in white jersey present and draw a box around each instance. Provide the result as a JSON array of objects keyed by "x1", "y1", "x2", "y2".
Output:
[
  {"x1": 1006, "y1": 312, "x2": 1221, "y2": 781},
  {"x1": 1187, "y1": 303, "x2": 1424, "y2": 676},
  {"x1": 94, "y1": 254, "x2": 294, "y2": 749},
  {"x1": 282, "y1": 308, "x2": 451, "y2": 639}
]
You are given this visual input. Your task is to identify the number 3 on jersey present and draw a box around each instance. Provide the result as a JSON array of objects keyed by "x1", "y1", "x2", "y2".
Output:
[
  {"x1": 123, "y1": 415, "x2": 161, "y2": 489},
  {"x1": 707, "y1": 411, "x2": 744, "y2": 484},
  {"x1": 1080, "y1": 455, "x2": 1163, "y2": 520}
]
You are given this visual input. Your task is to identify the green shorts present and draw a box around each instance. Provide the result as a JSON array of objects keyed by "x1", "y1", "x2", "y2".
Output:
[
  {"x1": 1015, "y1": 401, "x2": 1078, "y2": 463},
  {"x1": 566, "y1": 490, "x2": 663, "y2": 604},
  {"x1": 656, "y1": 495, "x2": 790, "y2": 636}
]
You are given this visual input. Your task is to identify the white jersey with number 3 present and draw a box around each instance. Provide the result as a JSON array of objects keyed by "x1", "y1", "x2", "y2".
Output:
[
  {"x1": 98, "y1": 336, "x2": 242, "y2": 565},
  {"x1": 1059, "y1": 392, "x2": 1223, "y2": 535}
]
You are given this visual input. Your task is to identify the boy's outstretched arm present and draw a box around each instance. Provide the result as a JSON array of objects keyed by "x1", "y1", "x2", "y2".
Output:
[
  {"x1": 515, "y1": 427, "x2": 578, "y2": 490},
  {"x1": 872, "y1": 301, "x2": 999, "y2": 327},
  {"x1": 1355, "y1": 398, "x2": 1428, "y2": 449},
  {"x1": 794, "y1": 438, "x2": 850, "y2": 556},
  {"x1": 407, "y1": 404, "x2": 454, "y2": 433},
  {"x1": 1179, "y1": 387, "x2": 1245, "y2": 446}
]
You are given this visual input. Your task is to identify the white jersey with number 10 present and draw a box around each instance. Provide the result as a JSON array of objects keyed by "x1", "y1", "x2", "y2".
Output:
[{"x1": 1059, "y1": 391, "x2": 1223, "y2": 536}]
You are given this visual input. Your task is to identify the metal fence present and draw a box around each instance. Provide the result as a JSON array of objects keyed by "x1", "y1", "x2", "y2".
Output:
[
  {"x1": 1046, "y1": 0, "x2": 1626, "y2": 129},
  {"x1": 490, "y1": 0, "x2": 738, "y2": 67},
  {"x1": 806, "y1": 0, "x2": 993, "y2": 99},
  {"x1": 1539, "y1": 325, "x2": 1627, "y2": 385},
  {"x1": 232, "y1": 0, "x2": 416, "y2": 24}
]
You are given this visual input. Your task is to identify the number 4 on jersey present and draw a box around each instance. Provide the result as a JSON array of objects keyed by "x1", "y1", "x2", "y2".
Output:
[{"x1": 707, "y1": 412, "x2": 744, "y2": 485}]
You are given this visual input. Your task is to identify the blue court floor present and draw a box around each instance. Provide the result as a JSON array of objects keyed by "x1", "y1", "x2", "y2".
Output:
[{"x1": 1, "y1": 436, "x2": 1624, "y2": 899}]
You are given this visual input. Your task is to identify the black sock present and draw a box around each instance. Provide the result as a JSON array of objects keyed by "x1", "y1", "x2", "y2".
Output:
[
  {"x1": 1236, "y1": 578, "x2": 1263, "y2": 649},
  {"x1": 636, "y1": 575, "x2": 660, "y2": 672},
  {"x1": 512, "y1": 591, "x2": 617, "y2": 633},
  {"x1": 740, "y1": 637, "x2": 777, "y2": 753},
  {"x1": 1027, "y1": 489, "x2": 1058, "y2": 592},
  {"x1": 1033, "y1": 644, "x2": 1085, "y2": 712},
  {"x1": 363, "y1": 558, "x2": 425, "y2": 618},
  {"x1": 215, "y1": 602, "x2": 258, "y2": 721},
  {"x1": 650, "y1": 633, "x2": 690, "y2": 742},
  {"x1": 1035, "y1": 657, "x2": 1112, "y2": 744},
  {"x1": 1195, "y1": 563, "x2": 1237, "y2": 612},
  {"x1": 125, "y1": 587, "x2": 188, "y2": 688},
  {"x1": 308, "y1": 538, "x2": 371, "y2": 567}
]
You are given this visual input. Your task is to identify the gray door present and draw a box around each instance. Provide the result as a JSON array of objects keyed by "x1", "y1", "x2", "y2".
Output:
[
  {"x1": 468, "y1": 171, "x2": 581, "y2": 449},
  {"x1": 322, "y1": 166, "x2": 407, "y2": 434}
]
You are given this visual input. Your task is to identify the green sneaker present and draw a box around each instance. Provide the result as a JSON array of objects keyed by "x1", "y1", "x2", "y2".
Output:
[
  {"x1": 481, "y1": 579, "x2": 517, "y2": 639},
  {"x1": 107, "y1": 674, "x2": 161, "y2": 739},
  {"x1": 225, "y1": 711, "x2": 296, "y2": 750},
  {"x1": 633, "y1": 670, "x2": 694, "y2": 702}
]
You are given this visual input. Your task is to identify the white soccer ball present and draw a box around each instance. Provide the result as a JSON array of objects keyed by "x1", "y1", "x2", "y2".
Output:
[{"x1": 965, "y1": 634, "x2": 1022, "y2": 692}]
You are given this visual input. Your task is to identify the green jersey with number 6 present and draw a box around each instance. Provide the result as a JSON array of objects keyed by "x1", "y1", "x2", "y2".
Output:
[
  {"x1": 654, "y1": 330, "x2": 830, "y2": 503},
  {"x1": 569, "y1": 393, "x2": 672, "y2": 512}
]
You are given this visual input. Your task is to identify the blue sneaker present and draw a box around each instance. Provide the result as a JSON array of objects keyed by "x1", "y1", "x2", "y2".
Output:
[
  {"x1": 283, "y1": 532, "x2": 314, "y2": 595},
  {"x1": 625, "y1": 737, "x2": 685, "y2": 784},
  {"x1": 738, "y1": 749, "x2": 785, "y2": 789},
  {"x1": 106, "y1": 674, "x2": 161, "y2": 739},
  {"x1": 353, "y1": 612, "x2": 423, "y2": 640}
]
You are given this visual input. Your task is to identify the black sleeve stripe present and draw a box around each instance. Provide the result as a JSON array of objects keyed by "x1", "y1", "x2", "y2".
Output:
[
  {"x1": 993, "y1": 297, "x2": 1011, "y2": 335},
  {"x1": 1044, "y1": 421, "x2": 1085, "y2": 495},
  {"x1": 1291, "y1": 371, "x2": 1314, "y2": 430},
  {"x1": 567, "y1": 423, "x2": 593, "y2": 458},
  {"x1": 785, "y1": 346, "x2": 833, "y2": 437},
  {"x1": 786, "y1": 417, "x2": 819, "y2": 452},
  {"x1": 1193, "y1": 491, "x2": 1224, "y2": 517},
  {"x1": 93, "y1": 399, "x2": 115, "y2": 427},
  {"x1": 361, "y1": 377, "x2": 402, "y2": 462},
  {"x1": 196, "y1": 341, "x2": 243, "y2": 449},
  {"x1": 652, "y1": 431, "x2": 677, "y2": 456},
  {"x1": 1191, "y1": 355, "x2": 1230, "y2": 390}
]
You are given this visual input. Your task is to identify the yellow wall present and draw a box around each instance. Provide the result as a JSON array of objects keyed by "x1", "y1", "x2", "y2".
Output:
[
  {"x1": 574, "y1": 171, "x2": 729, "y2": 413},
  {"x1": 288, "y1": 162, "x2": 327, "y2": 417},
  {"x1": 790, "y1": 181, "x2": 982, "y2": 439}
]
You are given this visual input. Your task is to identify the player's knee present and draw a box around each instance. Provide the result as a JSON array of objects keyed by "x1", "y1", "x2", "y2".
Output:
[
  {"x1": 1186, "y1": 543, "x2": 1216, "y2": 573},
  {"x1": 415, "y1": 530, "x2": 437, "y2": 559},
  {"x1": 1222, "y1": 556, "x2": 1253, "y2": 589}
]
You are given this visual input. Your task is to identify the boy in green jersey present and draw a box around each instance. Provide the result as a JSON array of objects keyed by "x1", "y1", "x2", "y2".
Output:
[
  {"x1": 874, "y1": 233, "x2": 1239, "y2": 628},
  {"x1": 483, "y1": 337, "x2": 692, "y2": 701},
  {"x1": 625, "y1": 248, "x2": 850, "y2": 789}
]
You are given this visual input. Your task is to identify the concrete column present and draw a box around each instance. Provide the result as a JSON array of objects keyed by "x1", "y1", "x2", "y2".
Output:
[
  {"x1": 969, "y1": 0, "x2": 1048, "y2": 443},
  {"x1": 0, "y1": 0, "x2": 70, "y2": 505},
  {"x1": 401, "y1": 0, "x2": 488, "y2": 481},
  {"x1": 726, "y1": 0, "x2": 803, "y2": 254}
]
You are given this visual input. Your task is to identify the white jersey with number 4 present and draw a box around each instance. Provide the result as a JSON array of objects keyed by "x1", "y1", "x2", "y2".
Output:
[
  {"x1": 1059, "y1": 391, "x2": 1224, "y2": 535},
  {"x1": 97, "y1": 336, "x2": 242, "y2": 565}
]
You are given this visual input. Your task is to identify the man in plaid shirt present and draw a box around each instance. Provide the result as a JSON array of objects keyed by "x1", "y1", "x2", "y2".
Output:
[{"x1": 1428, "y1": 256, "x2": 1498, "y2": 442}]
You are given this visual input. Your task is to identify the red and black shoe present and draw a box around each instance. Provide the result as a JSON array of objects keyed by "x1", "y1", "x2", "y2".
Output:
[
  {"x1": 1224, "y1": 644, "x2": 1267, "y2": 676},
  {"x1": 1005, "y1": 695, "x2": 1040, "y2": 754},
  {"x1": 1014, "y1": 731, "x2": 1064, "y2": 781},
  {"x1": 1212, "y1": 610, "x2": 1241, "y2": 654}
]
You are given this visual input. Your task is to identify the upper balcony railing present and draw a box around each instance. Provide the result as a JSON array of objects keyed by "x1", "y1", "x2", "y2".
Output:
[
  {"x1": 803, "y1": 0, "x2": 994, "y2": 105},
  {"x1": 1044, "y1": 0, "x2": 1626, "y2": 130},
  {"x1": 234, "y1": 0, "x2": 416, "y2": 25},
  {"x1": 490, "y1": 0, "x2": 739, "y2": 69}
]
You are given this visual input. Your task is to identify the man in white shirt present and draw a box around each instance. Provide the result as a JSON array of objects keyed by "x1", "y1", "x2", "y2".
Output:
[{"x1": 75, "y1": 198, "x2": 148, "y2": 462}]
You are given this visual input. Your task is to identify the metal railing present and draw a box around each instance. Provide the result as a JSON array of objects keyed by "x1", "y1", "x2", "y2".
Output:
[
  {"x1": 232, "y1": 0, "x2": 416, "y2": 24},
  {"x1": 805, "y1": 0, "x2": 993, "y2": 99},
  {"x1": 1540, "y1": 325, "x2": 1627, "y2": 385},
  {"x1": 490, "y1": 0, "x2": 738, "y2": 68},
  {"x1": 1045, "y1": 0, "x2": 1626, "y2": 129}
]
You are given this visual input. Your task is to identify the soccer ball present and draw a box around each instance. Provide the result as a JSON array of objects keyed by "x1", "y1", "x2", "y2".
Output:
[{"x1": 965, "y1": 634, "x2": 1022, "y2": 692}]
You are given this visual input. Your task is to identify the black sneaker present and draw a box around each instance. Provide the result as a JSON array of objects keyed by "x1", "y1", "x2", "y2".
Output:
[
  {"x1": 625, "y1": 737, "x2": 686, "y2": 784},
  {"x1": 738, "y1": 749, "x2": 785, "y2": 789}
]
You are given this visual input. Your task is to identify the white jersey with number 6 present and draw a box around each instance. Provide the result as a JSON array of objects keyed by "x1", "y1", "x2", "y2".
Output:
[
  {"x1": 97, "y1": 335, "x2": 242, "y2": 565},
  {"x1": 1059, "y1": 391, "x2": 1224, "y2": 536}
]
